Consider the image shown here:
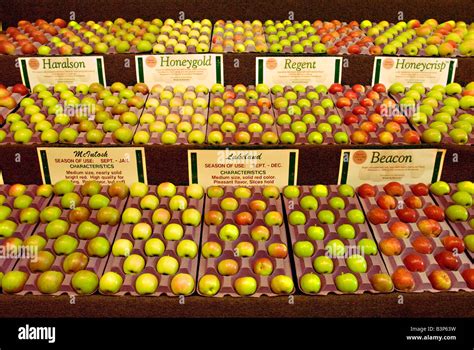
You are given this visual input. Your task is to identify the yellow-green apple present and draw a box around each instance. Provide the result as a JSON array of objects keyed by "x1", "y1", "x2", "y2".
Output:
[
  {"x1": 313, "y1": 255, "x2": 334, "y2": 274},
  {"x1": 87, "y1": 236, "x2": 110, "y2": 257},
  {"x1": 123, "y1": 254, "x2": 146, "y2": 274},
  {"x1": 219, "y1": 224, "x2": 239, "y2": 241},
  {"x1": 198, "y1": 274, "x2": 220, "y2": 296},
  {"x1": 335, "y1": 272, "x2": 359, "y2": 293},
  {"x1": 2, "y1": 271, "x2": 29, "y2": 293},
  {"x1": 112, "y1": 239, "x2": 133, "y2": 257},
  {"x1": 370, "y1": 273, "x2": 394, "y2": 292},
  {"x1": 163, "y1": 223, "x2": 184, "y2": 240},
  {"x1": 170, "y1": 273, "x2": 195, "y2": 296},
  {"x1": 99, "y1": 271, "x2": 123, "y2": 294},
  {"x1": 37, "y1": 271, "x2": 64, "y2": 294},
  {"x1": 176, "y1": 239, "x2": 198, "y2": 258},
  {"x1": 53, "y1": 235, "x2": 78, "y2": 255},
  {"x1": 63, "y1": 252, "x2": 89, "y2": 273},
  {"x1": 71, "y1": 270, "x2": 99, "y2": 295},
  {"x1": 156, "y1": 256, "x2": 179, "y2": 275},
  {"x1": 201, "y1": 241, "x2": 222, "y2": 258},
  {"x1": 234, "y1": 276, "x2": 257, "y2": 296},
  {"x1": 135, "y1": 273, "x2": 159, "y2": 295},
  {"x1": 270, "y1": 275, "x2": 294, "y2": 294},
  {"x1": 29, "y1": 251, "x2": 55, "y2": 272}
]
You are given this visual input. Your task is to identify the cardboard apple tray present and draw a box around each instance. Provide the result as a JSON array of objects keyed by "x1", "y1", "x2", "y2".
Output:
[
  {"x1": 102, "y1": 185, "x2": 204, "y2": 296},
  {"x1": 390, "y1": 91, "x2": 473, "y2": 145},
  {"x1": 197, "y1": 187, "x2": 294, "y2": 297},
  {"x1": 10, "y1": 185, "x2": 127, "y2": 296},
  {"x1": 360, "y1": 184, "x2": 473, "y2": 293},
  {"x1": 212, "y1": 20, "x2": 266, "y2": 53},
  {"x1": 283, "y1": 185, "x2": 392, "y2": 295},
  {"x1": 271, "y1": 86, "x2": 349, "y2": 144},
  {"x1": 331, "y1": 87, "x2": 414, "y2": 144},
  {"x1": 136, "y1": 88, "x2": 209, "y2": 145},
  {"x1": 206, "y1": 85, "x2": 278, "y2": 145},
  {"x1": 0, "y1": 87, "x2": 147, "y2": 145},
  {"x1": 429, "y1": 183, "x2": 474, "y2": 260},
  {"x1": 0, "y1": 185, "x2": 52, "y2": 275}
]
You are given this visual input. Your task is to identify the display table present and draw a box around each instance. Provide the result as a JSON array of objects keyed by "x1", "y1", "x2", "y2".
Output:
[{"x1": 0, "y1": 292, "x2": 472, "y2": 318}]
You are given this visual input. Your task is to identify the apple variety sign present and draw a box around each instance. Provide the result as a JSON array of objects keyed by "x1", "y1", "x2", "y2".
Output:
[
  {"x1": 37, "y1": 147, "x2": 147, "y2": 186},
  {"x1": 19, "y1": 56, "x2": 106, "y2": 90},
  {"x1": 188, "y1": 149, "x2": 298, "y2": 188},
  {"x1": 256, "y1": 57, "x2": 342, "y2": 87},
  {"x1": 338, "y1": 149, "x2": 445, "y2": 187},
  {"x1": 372, "y1": 57, "x2": 456, "y2": 88},
  {"x1": 136, "y1": 54, "x2": 223, "y2": 88}
]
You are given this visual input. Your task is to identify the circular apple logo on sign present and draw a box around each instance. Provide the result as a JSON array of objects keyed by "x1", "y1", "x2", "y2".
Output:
[
  {"x1": 146, "y1": 56, "x2": 157, "y2": 68},
  {"x1": 28, "y1": 58, "x2": 40, "y2": 70},
  {"x1": 266, "y1": 58, "x2": 277, "y2": 70},
  {"x1": 352, "y1": 150, "x2": 367, "y2": 164},
  {"x1": 383, "y1": 58, "x2": 394, "y2": 70}
]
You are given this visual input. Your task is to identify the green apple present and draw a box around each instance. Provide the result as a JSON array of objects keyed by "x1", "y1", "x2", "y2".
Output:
[
  {"x1": 288, "y1": 210, "x2": 306, "y2": 225},
  {"x1": 71, "y1": 270, "x2": 99, "y2": 295},
  {"x1": 283, "y1": 185, "x2": 300, "y2": 199},
  {"x1": 311, "y1": 184, "x2": 328, "y2": 197},
  {"x1": 87, "y1": 236, "x2": 110, "y2": 257},
  {"x1": 464, "y1": 234, "x2": 474, "y2": 252},
  {"x1": 112, "y1": 239, "x2": 133, "y2": 257},
  {"x1": 346, "y1": 254, "x2": 367, "y2": 273},
  {"x1": 123, "y1": 254, "x2": 146, "y2": 274},
  {"x1": 457, "y1": 181, "x2": 474, "y2": 195},
  {"x1": 135, "y1": 273, "x2": 159, "y2": 295},
  {"x1": 445, "y1": 204, "x2": 469, "y2": 222},
  {"x1": 270, "y1": 275, "x2": 294, "y2": 294},
  {"x1": 300, "y1": 195, "x2": 318, "y2": 210},
  {"x1": 299, "y1": 273, "x2": 321, "y2": 294},
  {"x1": 53, "y1": 235, "x2": 78, "y2": 255},
  {"x1": 198, "y1": 274, "x2": 221, "y2": 296},
  {"x1": 337, "y1": 224, "x2": 356, "y2": 239},
  {"x1": 0, "y1": 206, "x2": 12, "y2": 221},
  {"x1": 335, "y1": 272, "x2": 359, "y2": 293},
  {"x1": 60, "y1": 192, "x2": 81, "y2": 209},
  {"x1": 451, "y1": 191, "x2": 473, "y2": 207},
  {"x1": 338, "y1": 184, "x2": 355, "y2": 197},
  {"x1": 357, "y1": 238, "x2": 378, "y2": 255},
  {"x1": 176, "y1": 239, "x2": 198, "y2": 258},
  {"x1": 429, "y1": 181, "x2": 451, "y2": 196},
  {"x1": 13, "y1": 194, "x2": 33, "y2": 209},
  {"x1": 2, "y1": 271, "x2": 29, "y2": 293},
  {"x1": 40, "y1": 206, "x2": 62, "y2": 223},
  {"x1": 23, "y1": 234, "x2": 47, "y2": 251},
  {"x1": 163, "y1": 223, "x2": 184, "y2": 241},
  {"x1": 89, "y1": 194, "x2": 110, "y2": 209},
  {"x1": 45, "y1": 219, "x2": 70, "y2": 238},
  {"x1": 156, "y1": 255, "x2": 179, "y2": 275},
  {"x1": 53, "y1": 179, "x2": 75, "y2": 195},
  {"x1": 325, "y1": 239, "x2": 345, "y2": 257},
  {"x1": 99, "y1": 271, "x2": 123, "y2": 294},
  {"x1": 329, "y1": 197, "x2": 345, "y2": 210},
  {"x1": 77, "y1": 221, "x2": 100, "y2": 239},
  {"x1": 317, "y1": 209, "x2": 335, "y2": 224},
  {"x1": 293, "y1": 241, "x2": 315, "y2": 258},
  {"x1": 306, "y1": 225, "x2": 325, "y2": 240},
  {"x1": 121, "y1": 208, "x2": 142, "y2": 224},
  {"x1": 313, "y1": 255, "x2": 334, "y2": 274},
  {"x1": 234, "y1": 276, "x2": 257, "y2": 296},
  {"x1": 144, "y1": 238, "x2": 165, "y2": 257},
  {"x1": 219, "y1": 224, "x2": 240, "y2": 241},
  {"x1": 37, "y1": 271, "x2": 64, "y2": 294}
]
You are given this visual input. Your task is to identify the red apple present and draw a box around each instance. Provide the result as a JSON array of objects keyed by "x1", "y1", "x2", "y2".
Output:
[
  {"x1": 403, "y1": 130, "x2": 421, "y2": 144},
  {"x1": 352, "y1": 84, "x2": 365, "y2": 93},
  {"x1": 350, "y1": 129, "x2": 369, "y2": 144},
  {"x1": 380, "y1": 237, "x2": 402, "y2": 256},
  {"x1": 343, "y1": 113, "x2": 359, "y2": 125},
  {"x1": 352, "y1": 106, "x2": 367, "y2": 116},
  {"x1": 344, "y1": 90, "x2": 358, "y2": 100},
  {"x1": 403, "y1": 253, "x2": 426, "y2": 272},
  {"x1": 360, "y1": 121, "x2": 377, "y2": 133},
  {"x1": 235, "y1": 211, "x2": 254, "y2": 225},
  {"x1": 12, "y1": 84, "x2": 29, "y2": 95},
  {"x1": 442, "y1": 236, "x2": 465, "y2": 253},
  {"x1": 377, "y1": 194, "x2": 397, "y2": 210},
  {"x1": 366, "y1": 90, "x2": 380, "y2": 100},
  {"x1": 423, "y1": 205, "x2": 445, "y2": 222},
  {"x1": 383, "y1": 182, "x2": 405, "y2": 196},
  {"x1": 336, "y1": 97, "x2": 351, "y2": 108},
  {"x1": 392, "y1": 267, "x2": 415, "y2": 291},
  {"x1": 395, "y1": 208, "x2": 418, "y2": 223},
  {"x1": 417, "y1": 219, "x2": 442, "y2": 237},
  {"x1": 404, "y1": 195, "x2": 423, "y2": 209},
  {"x1": 412, "y1": 236, "x2": 433, "y2": 254},
  {"x1": 367, "y1": 207, "x2": 389, "y2": 224},
  {"x1": 357, "y1": 183, "x2": 376, "y2": 198},
  {"x1": 411, "y1": 183, "x2": 429, "y2": 196},
  {"x1": 389, "y1": 221, "x2": 411, "y2": 238},
  {"x1": 372, "y1": 84, "x2": 386, "y2": 93},
  {"x1": 359, "y1": 98, "x2": 374, "y2": 108},
  {"x1": 461, "y1": 269, "x2": 474, "y2": 289},
  {"x1": 204, "y1": 210, "x2": 224, "y2": 226},
  {"x1": 429, "y1": 270, "x2": 452, "y2": 290},
  {"x1": 435, "y1": 251, "x2": 461, "y2": 270},
  {"x1": 329, "y1": 83, "x2": 344, "y2": 94}
]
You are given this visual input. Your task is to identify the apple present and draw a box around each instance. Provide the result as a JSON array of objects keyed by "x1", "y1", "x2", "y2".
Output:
[
  {"x1": 2, "y1": 271, "x2": 29, "y2": 294},
  {"x1": 36, "y1": 184, "x2": 53, "y2": 198},
  {"x1": 54, "y1": 235, "x2": 78, "y2": 255},
  {"x1": 306, "y1": 225, "x2": 325, "y2": 240},
  {"x1": 435, "y1": 251, "x2": 461, "y2": 270},
  {"x1": 186, "y1": 184, "x2": 204, "y2": 199},
  {"x1": 143, "y1": 238, "x2": 166, "y2": 256},
  {"x1": 300, "y1": 195, "x2": 319, "y2": 210},
  {"x1": 112, "y1": 239, "x2": 133, "y2": 257},
  {"x1": 201, "y1": 241, "x2": 223, "y2": 259},
  {"x1": 134, "y1": 273, "x2": 159, "y2": 295},
  {"x1": 198, "y1": 274, "x2": 221, "y2": 296},
  {"x1": 445, "y1": 204, "x2": 469, "y2": 222},
  {"x1": 71, "y1": 270, "x2": 99, "y2": 295},
  {"x1": 391, "y1": 267, "x2": 415, "y2": 291},
  {"x1": 299, "y1": 273, "x2": 321, "y2": 294},
  {"x1": 29, "y1": 251, "x2": 55, "y2": 272},
  {"x1": 207, "y1": 186, "x2": 224, "y2": 198},
  {"x1": 163, "y1": 223, "x2": 184, "y2": 241},
  {"x1": 23, "y1": 235, "x2": 47, "y2": 251},
  {"x1": 87, "y1": 236, "x2": 110, "y2": 257},
  {"x1": 367, "y1": 208, "x2": 389, "y2": 224},
  {"x1": 14, "y1": 194, "x2": 33, "y2": 209},
  {"x1": 325, "y1": 239, "x2": 345, "y2": 257},
  {"x1": 429, "y1": 270, "x2": 452, "y2": 290},
  {"x1": 335, "y1": 273, "x2": 358, "y2": 293},
  {"x1": 98, "y1": 271, "x2": 123, "y2": 295},
  {"x1": 356, "y1": 238, "x2": 377, "y2": 255},
  {"x1": 264, "y1": 211, "x2": 284, "y2": 226},
  {"x1": 122, "y1": 208, "x2": 142, "y2": 224},
  {"x1": 68, "y1": 207, "x2": 91, "y2": 224},
  {"x1": 62, "y1": 252, "x2": 89, "y2": 273},
  {"x1": 270, "y1": 275, "x2": 294, "y2": 294},
  {"x1": 383, "y1": 182, "x2": 405, "y2": 196},
  {"x1": 395, "y1": 208, "x2": 418, "y2": 223},
  {"x1": 76, "y1": 221, "x2": 99, "y2": 240},
  {"x1": 181, "y1": 208, "x2": 201, "y2": 227},
  {"x1": 37, "y1": 271, "x2": 64, "y2": 294},
  {"x1": 313, "y1": 255, "x2": 334, "y2": 274},
  {"x1": 176, "y1": 239, "x2": 198, "y2": 259},
  {"x1": 404, "y1": 195, "x2": 423, "y2": 209},
  {"x1": 130, "y1": 182, "x2": 149, "y2": 198},
  {"x1": 403, "y1": 253, "x2": 426, "y2": 272},
  {"x1": 217, "y1": 259, "x2": 239, "y2": 276},
  {"x1": 170, "y1": 273, "x2": 195, "y2": 296},
  {"x1": 357, "y1": 184, "x2": 376, "y2": 198},
  {"x1": 19, "y1": 208, "x2": 40, "y2": 224},
  {"x1": 462, "y1": 269, "x2": 474, "y2": 289},
  {"x1": 122, "y1": 254, "x2": 146, "y2": 275},
  {"x1": 262, "y1": 186, "x2": 280, "y2": 199},
  {"x1": 338, "y1": 184, "x2": 355, "y2": 197},
  {"x1": 234, "y1": 276, "x2": 257, "y2": 296},
  {"x1": 380, "y1": 237, "x2": 402, "y2": 256},
  {"x1": 139, "y1": 195, "x2": 159, "y2": 210},
  {"x1": 347, "y1": 209, "x2": 365, "y2": 224},
  {"x1": 429, "y1": 181, "x2": 451, "y2": 196},
  {"x1": 370, "y1": 273, "x2": 394, "y2": 292},
  {"x1": 376, "y1": 194, "x2": 397, "y2": 210},
  {"x1": 45, "y1": 219, "x2": 70, "y2": 239},
  {"x1": 423, "y1": 205, "x2": 445, "y2": 221}
]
